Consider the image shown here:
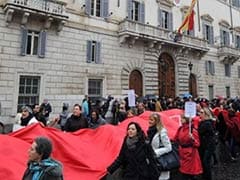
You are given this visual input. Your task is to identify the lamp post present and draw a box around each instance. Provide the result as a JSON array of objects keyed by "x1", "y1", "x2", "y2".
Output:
[{"x1": 188, "y1": 61, "x2": 193, "y2": 73}]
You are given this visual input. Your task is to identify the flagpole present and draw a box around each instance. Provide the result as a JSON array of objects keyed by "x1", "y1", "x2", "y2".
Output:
[{"x1": 197, "y1": 0, "x2": 200, "y2": 32}]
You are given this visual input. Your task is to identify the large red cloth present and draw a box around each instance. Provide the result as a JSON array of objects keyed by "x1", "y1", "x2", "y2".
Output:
[{"x1": 0, "y1": 109, "x2": 183, "y2": 180}]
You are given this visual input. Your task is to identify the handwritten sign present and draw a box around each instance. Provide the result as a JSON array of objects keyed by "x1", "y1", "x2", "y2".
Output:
[
  {"x1": 184, "y1": 101, "x2": 196, "y2": 118},
  {"x1": 128, "y1": 89, "x2": 136, "y2": 107}
]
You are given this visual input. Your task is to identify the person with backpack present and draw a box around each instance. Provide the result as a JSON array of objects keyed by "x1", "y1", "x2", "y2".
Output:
[{"x1": 174, "y1": 115, "x2": 202, "y2": 180}]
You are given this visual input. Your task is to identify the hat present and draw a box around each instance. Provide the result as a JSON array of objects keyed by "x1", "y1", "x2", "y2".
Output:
[{"x1": 21, "y1": 106, "x2": 33, "y2": 114}]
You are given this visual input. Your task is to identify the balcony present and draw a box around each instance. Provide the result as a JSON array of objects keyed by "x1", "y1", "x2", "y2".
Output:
[
  {"x1": 1, "y1": 0, "x2": 68, "y2": 30},
  {"x1": 118, "y1": 20, "x2": 209, "y2": 56},
  {"x1": 217, "y1": 45, "x2": 240, "y2": 64}
]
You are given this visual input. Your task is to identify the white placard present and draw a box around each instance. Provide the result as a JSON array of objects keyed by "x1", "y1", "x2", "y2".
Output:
[
  {"x1": 184, "y1": 101, "x2": 196, "y2": 118},
  {"x1": 128, "y1": 89, "x2": 136, "y2": 107}
]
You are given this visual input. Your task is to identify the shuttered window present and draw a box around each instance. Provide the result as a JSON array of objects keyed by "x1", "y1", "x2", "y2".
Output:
[
  {"x1": 86, "y1": 40, "x2": 101, "y2": 64},
  {"x1": 202, "y1": 23, "x2": 214, "y2": 44},
  {"x1": 20, "y1": 27, "x2": 46, "y2": 58},
  {"x1": 224, "y1": 64, "x2": 231, "y2": 77},
  {"x1": 158, "y1": 9, "x2": 173, "y2": 31},
  {"x1": 205, "y1": 61, "x2": 215, "y2": 75},
  {"x1": 127, "y1": 0, "x2": 145, "y2": 23},
  {"x1": 85, "y1": 0, "x2": 108, "y2": 18},
  {"x1": 220, "y1": 29, "x2": 230, "y2": 46}
]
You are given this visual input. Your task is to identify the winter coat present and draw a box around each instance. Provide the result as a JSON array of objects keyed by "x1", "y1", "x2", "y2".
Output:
[
  {"x1": 174, "y1": 123, "x2": 202, "y2": 175},
  {"x1": 107, "y1": 138, "x2": 159, "y2": 180},
  {"x1": 64, "y1": 114, "x2": 88, "y2": 132},
  {"x1": 198, "y1": 119, "x2": 216, "y2": 154},
  {"x1": 22, "y1": 158, "x2": 63, "y2": 180},
  {"x1": 151, "y1": 128, "x2": 172, "y2": 180}
]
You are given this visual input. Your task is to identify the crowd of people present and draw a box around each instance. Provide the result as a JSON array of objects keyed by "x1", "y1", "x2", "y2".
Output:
[{"x1": 1, "y1": 94, "x2": 240, "y2": 179}]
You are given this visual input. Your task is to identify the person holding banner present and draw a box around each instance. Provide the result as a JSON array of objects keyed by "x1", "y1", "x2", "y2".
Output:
[
  {"x1": 147, "y1": 113, "x2": 172, "y2": 180},
  {"x1": 198, "y1": 107, "x2": 216, "y2": 180},
  {"x1": 107, "y1": 122, "x2": 160, "y2": 180},
  {"x1": 174, "y1": 115, "x2": 202, "y2": 180}
]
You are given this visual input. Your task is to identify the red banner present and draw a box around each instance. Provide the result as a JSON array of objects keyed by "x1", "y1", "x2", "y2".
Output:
[{"x1": 0, "y1": 109, "x2": 183, "y2": 180}]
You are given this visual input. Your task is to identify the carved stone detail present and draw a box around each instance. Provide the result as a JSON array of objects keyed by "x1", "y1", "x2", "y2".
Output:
[{"x1": 21, "y1": 12, "x2": 30, "y2": 25}]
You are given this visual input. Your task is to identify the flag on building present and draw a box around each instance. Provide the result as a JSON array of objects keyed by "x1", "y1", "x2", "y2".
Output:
[{"x1": 178, "y1": 0, "x2": 197, "y2": 33}]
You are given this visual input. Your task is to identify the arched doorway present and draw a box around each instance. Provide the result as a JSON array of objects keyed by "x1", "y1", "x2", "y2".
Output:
[
  {"x1": 189, "y1": 73, "x2": 197, "y2": 98},
  {"x1": 129, "y1": 70, "x2": 143, "y2": 97},
  {"x1": 158, "y1": 53, "x2": 175, "y2": 97}
]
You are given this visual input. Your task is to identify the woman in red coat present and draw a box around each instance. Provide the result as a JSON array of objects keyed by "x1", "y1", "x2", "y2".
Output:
[{"x1": 174, "y1": 115, "x2": 202, "y2": 180}]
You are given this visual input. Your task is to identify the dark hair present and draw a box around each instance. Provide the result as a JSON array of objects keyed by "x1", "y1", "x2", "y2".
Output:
[
  {"x1": 126, "y1": 122, "x2": 146, "y2": 143},
  {"x1": 91, "y1": 109, "x2": 99, "y2": 120},
  {"x1": 34, "y1": 136, "x2": 53, "y2": 160},
  {"x1": 74, "y1": 104, "x2": 82, "y2": 110}
]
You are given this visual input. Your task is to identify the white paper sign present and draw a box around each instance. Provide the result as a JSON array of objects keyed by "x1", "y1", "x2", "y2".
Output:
[
  {"x1": 184, "y1": 101, "x2": 196, "y2": 118},
  {"x1": 128, "y1": 89, "x2": 136, "y2": 107}
]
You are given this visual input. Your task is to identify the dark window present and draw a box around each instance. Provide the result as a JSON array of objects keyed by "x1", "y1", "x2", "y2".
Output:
[
  {"x1": 86, "y1": 40, "x2": 101, "y2": 63},
  {"x1": 226, "y1": 86, "x2": 231, "y2": 98},
  {"x1": 203, "y1": 24, "x2": 214, "y2": 44},
  {"x1": 18, "y1": 76, "x2": 40, "y2": 112},
  {"x1": 208, "y1": 85, "x2": 214, "y2": 100},
  {"x1": 236, "y1": 35, "x2": 240, "y2": 48},
  {"x1": 225, "y1": 64, "x2": 231, "y2": 77},
  {"x1": 26, "y1": 31, "x2": 39, "y2": 55},
  {"x1": 88, "y1": 79, "x2": 102, "y2": 100}
]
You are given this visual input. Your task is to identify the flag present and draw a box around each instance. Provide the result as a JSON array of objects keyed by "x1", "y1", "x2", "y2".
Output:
[{"x1": 178, "y1": 0, "x2": 197, "y2": 33}]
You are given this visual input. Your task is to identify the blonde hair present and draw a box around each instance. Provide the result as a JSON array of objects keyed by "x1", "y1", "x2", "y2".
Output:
[
  {"x1": 201, "y1": 107, "x2": 214, "y2": 119},
  {"x1": 150, "y1": 113, "x2": 164, "y2": 132}
]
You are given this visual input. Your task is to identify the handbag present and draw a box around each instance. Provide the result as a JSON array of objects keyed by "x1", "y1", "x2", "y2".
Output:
[{"x1": 156, "y1": 140, "x2": 180, "y2": 171}]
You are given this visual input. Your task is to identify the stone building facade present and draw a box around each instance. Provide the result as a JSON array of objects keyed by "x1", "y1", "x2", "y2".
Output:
[{"x1": 0, "y1": 0, "x2": 239, "y2": 123}]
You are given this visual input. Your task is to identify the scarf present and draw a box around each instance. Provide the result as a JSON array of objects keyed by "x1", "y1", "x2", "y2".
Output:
[
  {"x1": 29, "y1": 158, "x2": 58, "y2": 180},
  {"x1": 147, "y1": 125, "x2": 157, "y2": 143},
  {"x1": 126, "y1": 136, "x2": 139, "y2": 150},
  {"x1": 20, "y1": 114, "x2": 33, "y2": 126}
]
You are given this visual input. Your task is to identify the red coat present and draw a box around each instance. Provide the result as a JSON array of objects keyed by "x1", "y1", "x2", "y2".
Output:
[{"x1": 174, "y1": 123, "x2": 202, "y2": 175}]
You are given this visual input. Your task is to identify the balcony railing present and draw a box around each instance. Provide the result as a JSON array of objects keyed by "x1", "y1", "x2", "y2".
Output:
[
  {"x1": 217, "y1": 45, "x2": 240, "y2": 63},
  {"x1": 217, "y1": 45, "x2": 240, "y2": 56},
  {"x1": 118, "y1": 20, "x2": 208, "y2": 52},
  {"x1": 2, "y1": 0, "x2": 66, "y2": 16}
]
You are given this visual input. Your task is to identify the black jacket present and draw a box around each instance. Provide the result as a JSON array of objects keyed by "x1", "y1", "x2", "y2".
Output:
[
  {"x1": 198, "y1": 119, "x2": 216, "y2": 153},
  {"x1": 107, "y1": 138, "x2": 160, "y2": 180},
  {"x1": 22, "y1": 158, "x2": 63, "y2": 180},
  {"x1": 64, "y1": 114, "x2": 88, "y2": 132}
]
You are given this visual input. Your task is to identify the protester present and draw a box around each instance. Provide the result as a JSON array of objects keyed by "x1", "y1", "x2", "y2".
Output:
[
  {"x1": 82, "y1": 96, "x2": 89, "y2": 118},
  {"x1": 64, "y1": 104, "x2": 88, "y2": 132},
  {"x1": 174, "y1": 115, "x2": 202, "y2": 180},
  {"x1": 41, "y1": 99, "x2": 52, "y2": 122},
  {"x1": 20, "y1": 106, "x2": 38, "y2": 126},
  {"x1": 89, "y1": 109, "x2": 106, "y2": 129},
  {"x1": 198, "y1": 107, "x2": 216, "y2": 180},
  {"x1": 33, "y1": 104, "x2": 47, "y2": 126},
  {"x1": 147, "y1": 113, "x2": 172, "y2": 180},
  {"x1": 137, "y1": 102, "x2": 145, "y2": 115},
  {"x1": 22, "y1": 136, "x2": 63, "y2": 180},
  {"x1": 58, "y1": 103, "x2": 70, "y2": 130},
  {"x1": 107, "y1": 122, "x2": 160, "y2": 180}
]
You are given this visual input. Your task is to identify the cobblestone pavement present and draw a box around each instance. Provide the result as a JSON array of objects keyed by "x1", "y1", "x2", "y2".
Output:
[{"x1": 104, "y1": 142, "x2": 240, "y2": 180}]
